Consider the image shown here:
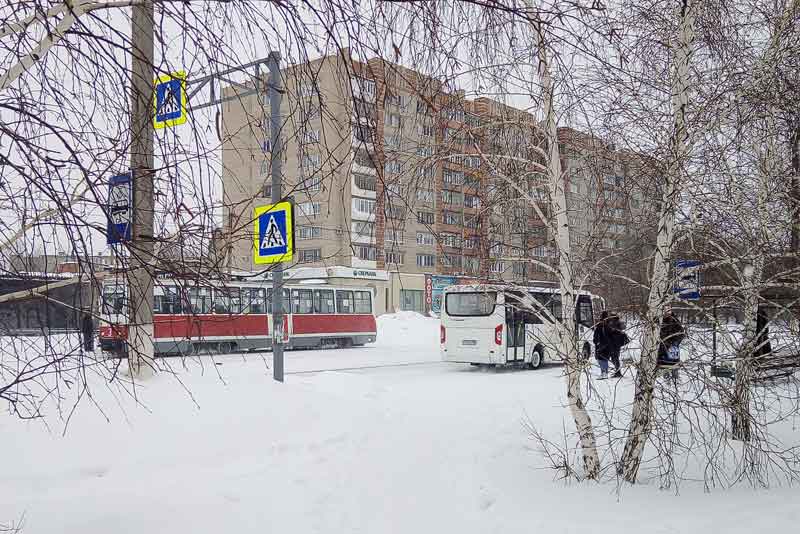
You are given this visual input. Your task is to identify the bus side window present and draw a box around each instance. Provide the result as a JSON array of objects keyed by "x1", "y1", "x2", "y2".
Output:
[
  {"x1": 577, "y1": 295, "x2": 593, "y2": 327},
  {"x1": 336, "y1": 290, "x2": 354, "y2": 314}
]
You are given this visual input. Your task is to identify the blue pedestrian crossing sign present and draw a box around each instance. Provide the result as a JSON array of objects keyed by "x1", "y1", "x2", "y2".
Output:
[
  {"x1": 254, "y1": 201, "x2": 294, "y2": 264},
  {"x1": 153, "y1": 71, "x2": 187, "y2": 129}
]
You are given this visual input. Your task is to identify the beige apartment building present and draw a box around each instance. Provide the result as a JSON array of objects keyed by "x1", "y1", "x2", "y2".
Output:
[{"x1": 219, "y1": 51, "x2": 653, "y2": 314}]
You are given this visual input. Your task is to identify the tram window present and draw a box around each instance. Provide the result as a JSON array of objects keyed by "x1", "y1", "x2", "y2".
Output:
[
  {"x1": 336, "y1": 290, "x2": 354, "y2": 314},
  {"x1": 266, "y1": 288, "x2": 291, "y2": 313},
  {"x1": 214, "y1": 287, "x2": 241, "y2": 314},
  {"x1": 187, "y1": 287, "x2": 213, "y2": 314},
  {"x1": 155, "y1": 286, "x2": 182, "y2": 314},
  {"x1": 293, "y1": 289, "x2": 314, "y2": 314},
  {"x1": 102, "y1": 285, "x2": 126, "y2": 314},
  {"x1": 241, "y1": 288, "x2": 266, "y2": 314},
  {"x1": 314, "y1": 289, "x2": 335, "y2": 314},
  {"x1": 353, "y1": 291, "x2": 372, "y2": 314},
  {"x1": 577, "y1": 295, "x2": 593, "y2": 327}
]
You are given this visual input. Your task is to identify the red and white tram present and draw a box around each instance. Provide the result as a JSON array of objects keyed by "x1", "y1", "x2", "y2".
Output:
[{"x1": 98, "y1": 274, "x2": 378, "y2": 356}]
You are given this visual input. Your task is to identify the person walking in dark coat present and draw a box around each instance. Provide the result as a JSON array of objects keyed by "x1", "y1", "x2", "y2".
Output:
[
  {"x1": 657, "y1": 309, "x2": 685, "y2": 366},
  {"x1": 754, "y1": 307, "x2": 772, "y2": 359},
  {"x1": 593, "y1": 311, "x2": 613, "y2": 379},
  {"x1": 81, "y1": 312, "x2": 95, "y2": 353},
  {"x1": 608, "y1": 314, "x2": 629, "y2": 378}
]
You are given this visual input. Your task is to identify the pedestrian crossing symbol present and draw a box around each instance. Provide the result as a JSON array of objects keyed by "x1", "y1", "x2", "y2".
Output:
[
  {"x1": 254, "y1": 201, "x2": 294, "y2": 264},
  {"x1": 153, "y1": 71, "x2": 187, "y2": 129}
]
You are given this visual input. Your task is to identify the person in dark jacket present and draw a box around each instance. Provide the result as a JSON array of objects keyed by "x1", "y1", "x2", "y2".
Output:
[
  {"x1": 81, "y1": 312, "x2": 95, "y2": 353},
  {"x1": 607, "y1": 314, "x2": 629, "y2": 378},
  {"x1": 754, "y1": 307, "x2": 772, "y2": 359},
  {"x1": 593, "y1": 311, "x2": 612, "y2": 379},
  {"x1": 657, "y1": 309, "x2": 685, "y2": 366}
]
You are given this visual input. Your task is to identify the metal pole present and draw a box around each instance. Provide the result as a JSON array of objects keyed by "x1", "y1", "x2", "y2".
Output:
[
  {"x1": 128, "y1": 1, "x2": 155, "y2": 375},
  {"x1": 269, "y1": 51, "x2": 284, "y2": 382}
]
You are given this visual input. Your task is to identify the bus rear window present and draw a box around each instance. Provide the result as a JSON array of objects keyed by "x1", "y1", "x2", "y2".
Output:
[{"x1": 445, "y1": 292, "x2": 496, "y2": 316}]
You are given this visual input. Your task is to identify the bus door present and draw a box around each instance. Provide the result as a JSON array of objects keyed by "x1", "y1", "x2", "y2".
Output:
[{"x1": 505, "y1": 305, "x2": 526, "y2": 362}]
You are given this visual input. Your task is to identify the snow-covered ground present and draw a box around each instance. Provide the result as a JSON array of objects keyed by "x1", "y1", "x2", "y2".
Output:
[{"x1": 1, "y1": 313, "x2": 799, "y2": 533}]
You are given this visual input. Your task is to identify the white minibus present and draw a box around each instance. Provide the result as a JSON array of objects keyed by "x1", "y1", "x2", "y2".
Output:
[{"x1": 440, "y1": 284, "x2": 605, "y2": 368}]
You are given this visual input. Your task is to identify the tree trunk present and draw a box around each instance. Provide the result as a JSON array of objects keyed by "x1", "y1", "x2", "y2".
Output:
[
  {"x1": 531, "y1": 15, "x2": 601, "y2": 480},
  {"x1": 620, "y1": 0, "x2": 696, "y2": 484}
]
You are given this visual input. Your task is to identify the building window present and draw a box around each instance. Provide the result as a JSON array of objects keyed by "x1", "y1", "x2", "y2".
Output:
[
  {"x1": 298, "y1": 226, "x2": 322, "y2": 240},
  {"x1": 384, "y1": 134, "x2": 401, "y2": 149},
  {"x1": 533, "y1": 245, "x2": 554, "y2": 257},
  {"x1": 354, "y1": 173, "x2": 376, "y2": 191},
  {"x1": 416, "y1": 189, "x2": 434, "y2": 203},
  {"x1": 354, "y1": 124, "x2": 376, "y2": 143},
  {"x1": 464, "y1": 236, "x2": 479, "y2": 249},
  {"x1": 384, "y1": 250, "x2": 404, "y2": 265},
  {"x1": 417, "y1": 145, "x2": 434, "y2": 157},
  {"x1": 442, "y1": 211, "x2": 462, "y2": 226},
  {"x1": 387, "y1": 113, "x2": 402, "y2": 128},
  {"x1": 301, "y1": 154, "x2": 321, "y2": 171},
  {"x1": 568, "y1": 181, "x2": 581, "y2": 194},
  {"x1": 385, "y1": 94, "x2": 403, "y2": 107},
  {"x1": 298, "y1": 83, "x2": 316, "y2": 98},
  {"x1": 440, "y1": 232, "x2": 461, "y2": 248},
  {"x1": 353, "y1": 149, "x2": 376, "y2": 169},
  {"x1": 418, "y1": 165, "x2": 435, "y2": 179},
  {"x1": 385, "y1": 160, "x2": 403, "y2": 174},
  {"x1": 464, "y1": 216, "x2": 480, "y2": 229},
  {"x1": 302, "y1": 129, "x2": 320, "y2": 144},
  {"x1": 631, "y1": 197, "x2": 641, "y2": 209},
  {"x1": 416, "y1": 231, "x2": 435, "y2": 245},
  {"x1": 442, "y1": 169, "x2": 464, "y2": 186},
  {"x1": 513, "y1": 262, "x2": 527, "y2": 276},
  {"x1": 441, "y1": 190, "x2": 463, "y2": 205},
  {"x1": 301, "y1": 174, "x2": 323, "y2": 193},
  {"x1": 464, "y1": 257, "x2": 479, "y2": 274},
  {"x1": 418, "y1": 123, "x2": 436, "y2": 137},
  {"x1": 416, "y1": 253, "x2": 435, "y2": 267},
  {"x1": 299, "y1": 248, "x2": 322, "y2": 263},
  {"x1": 352, "y1": 197, "x2": 376, "y2": 215},
  {"x1": 417, "y1": 211, "x2": 434, "y2": 225},
  {"x1": 384, "y1": 229, "x2": 404, "y2": 244},
  {"x1": 351, "y1": 77, "x2": 376, "y2": 99},
  {"x1": 490, "y1": 261, "x2": 505, "y2": 273},
  {"x1": 262, "y1": 183, "x2": 272, "y2": 198},
  {"x1": 297, "y1": 202, "x2": 321, "y2": 217},
  {"x1": 440, "y1": 254, "x2": 462, "y2": 268},
  {"x1": 464, "y1": 194, "x2": 480, "y2": 208},
  {"x1": 354, "y1": 244, "x2": 377, "y2": 261},
  {"x1": 400, "y1": 289, "x2": 424, "y2": 312},
  {"x1": 386, "y1": 204, "x2": 406, "y2": 219},
  {"x1": 351, "y1": 221, "x2": 375, "y2": 239}
]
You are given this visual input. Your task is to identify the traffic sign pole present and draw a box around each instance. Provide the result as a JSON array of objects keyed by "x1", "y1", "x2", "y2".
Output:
[{"x1": 269, "y1": 51, "x2": 284, "y2": 383}]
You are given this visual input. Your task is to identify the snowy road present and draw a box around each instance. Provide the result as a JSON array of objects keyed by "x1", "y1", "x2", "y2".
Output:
[{"x1": 1, "y1": 312, "x2": 798, "y2": 533}]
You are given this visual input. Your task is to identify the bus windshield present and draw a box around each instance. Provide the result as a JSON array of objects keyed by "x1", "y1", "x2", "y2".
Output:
[{"x1": 445, "y1": 291, "x2": 497, "y2": 317}]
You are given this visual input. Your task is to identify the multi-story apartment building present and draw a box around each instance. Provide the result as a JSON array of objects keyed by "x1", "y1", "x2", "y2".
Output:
[{"x1": 219, "y1": 51, "x2": 654, "y2": 313}]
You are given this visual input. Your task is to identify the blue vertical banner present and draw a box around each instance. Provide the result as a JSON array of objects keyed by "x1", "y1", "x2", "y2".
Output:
[{"x1": 106, "y1": 172, "x2": 132, "y2": 245}]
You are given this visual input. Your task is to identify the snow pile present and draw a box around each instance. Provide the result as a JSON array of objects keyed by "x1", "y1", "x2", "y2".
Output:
[{"x1": 1, "y1": 314, "x2": 799, "y2": 533}]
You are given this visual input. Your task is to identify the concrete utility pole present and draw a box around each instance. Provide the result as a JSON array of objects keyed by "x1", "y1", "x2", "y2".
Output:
[
  {"x1": 269, "y1": 51, "x2": 285, "y2": 382},
  {"x1": 128, "y1": 1, "x2": 156, "y2": 376}
]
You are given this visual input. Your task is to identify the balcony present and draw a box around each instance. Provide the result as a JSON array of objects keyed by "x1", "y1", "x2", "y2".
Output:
[
  {"x1": 351, "y1": 207, "x2": 376, "y2": 222},
  {"x1": 350, "y1": 232, "x2": 376, "y2": 245},
  {"x1": 352, "y1": 180, "x2": 376, "y2": 199},
  {"x1": 352, "y1": 161, "x2": 377, "y2": 176},
  {"x1": 352, "y1": 257, "x2": 377, "y2": 269}
]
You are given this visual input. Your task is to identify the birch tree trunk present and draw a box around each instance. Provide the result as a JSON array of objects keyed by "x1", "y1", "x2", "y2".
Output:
[
  {"x1": 530, "y1": 15, "x2": 601, "y2": 480},
  {"x1": 620, "y1": 0, "x2": 696, "y2": 483}
]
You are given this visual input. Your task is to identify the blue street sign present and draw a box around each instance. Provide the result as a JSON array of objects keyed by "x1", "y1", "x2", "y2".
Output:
[
  {"x1": 153, "y1": 71, "x2": 187, "y2": 129},
  {"x1": 674, "y1": 259, "x2": 701, "y2": 300},
  {"x1": 107, "y1": 172, "x2": 132, "y2": 245},
  {"x1": 253, "y1": 201, "x2": 294, "y2": 264}
]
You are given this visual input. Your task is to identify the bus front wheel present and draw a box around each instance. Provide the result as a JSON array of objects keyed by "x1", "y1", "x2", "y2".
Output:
[{"x1": 529, "y1": 348, "x2": 544, "y2": 370}]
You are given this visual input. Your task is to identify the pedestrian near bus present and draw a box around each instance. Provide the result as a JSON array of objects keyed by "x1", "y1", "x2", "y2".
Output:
[
  {"x1": 81, "y1": 312, "x2": 95, "y2": 353},
  {"x1": 657, "y1": 309, "x2": 685, "y2": 366},
  {"x1": 608, "y1": 314, "x2": 629, "y2": 377},
  {"x1": 593, "y1": 311, "x2": 614, "y2": 379}
]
